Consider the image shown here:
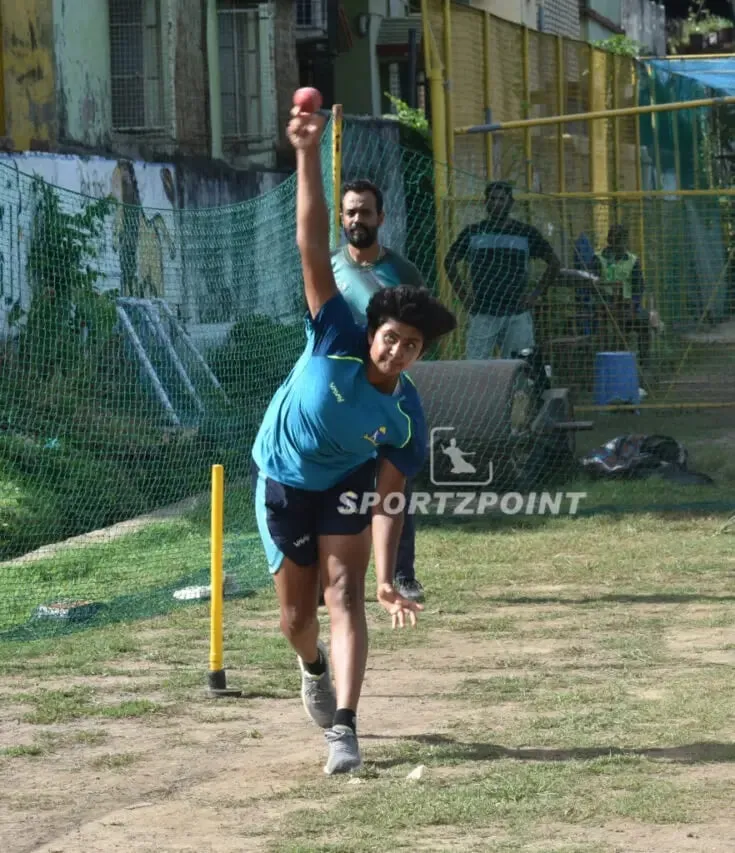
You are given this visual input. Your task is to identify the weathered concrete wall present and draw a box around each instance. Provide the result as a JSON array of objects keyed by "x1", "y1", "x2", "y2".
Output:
[
  {"x1": 274, "y1": 0, "x2": 300, "y2": 165},
  {"x1": 335, "y1": 0, "x2": 373, "y2": 116},
  {"x1": 622, "y1": 0, "x2": 667, "y2": 57},
  {"x1": 175, "y1": 0, "x2": 209, "y2": 156},
  {"x1": 53, "y1": 0, "x2": 197, "y2": 158},
  {"x1": 1, "y1": 0, "x2": 57, "y2": 151},
  {"x1": 53, "y1": 0, "x2": 110, "y2": 148},
  {"x1": 0, "y1": 151, "x2": 291, "y2": 340}
]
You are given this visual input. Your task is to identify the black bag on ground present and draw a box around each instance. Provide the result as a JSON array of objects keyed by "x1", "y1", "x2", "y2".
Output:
[{"x1": 580, "y1": 434, "x2": 714, "y2": 484}]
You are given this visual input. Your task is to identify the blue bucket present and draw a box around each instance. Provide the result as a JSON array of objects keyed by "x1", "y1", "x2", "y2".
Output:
[{"x1": 594, "y1": 351, "x2": 640, "y2": 406}]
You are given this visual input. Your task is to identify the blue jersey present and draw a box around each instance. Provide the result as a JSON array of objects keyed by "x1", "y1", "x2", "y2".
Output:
[
  {"x1": 331, "y1": 246, "x2": 425, "y2": 323},
  {"x1": 251, "y1": 293, "x2": 427, "y2": 491}
]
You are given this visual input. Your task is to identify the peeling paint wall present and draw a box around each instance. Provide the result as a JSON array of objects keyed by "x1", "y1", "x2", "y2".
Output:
[
  {"x1": 52, "y1": 0, "x2": 208, "y2": 158},
  {"x1": 274, "y1": 0, "x2": 300, "y2": 163},
  {"x1": 52, "y1": 0, "x2": 111, "y2": 148},
  {"x1": 175, "y1": 0, "x2": 209, "y2": 156},
  {"x1": 53, "y1": 0, "x2": 181, "y2": 156},
  {"x1": 1, "y1": 0, "x2": 57, "y2": 151},
  {"x1": 0, "y1": 151, "x2": 290, "y2": 340}
]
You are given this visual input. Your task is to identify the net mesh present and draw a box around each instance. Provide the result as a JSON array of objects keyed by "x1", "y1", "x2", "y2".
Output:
[{"x1": 1, "y1": 115, "x2": 734, "y2": 643}]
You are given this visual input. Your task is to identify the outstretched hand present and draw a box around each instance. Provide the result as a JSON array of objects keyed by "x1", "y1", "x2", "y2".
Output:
[
  {"x1": 377, "y1": 583, "x2": 424, "y2": 629},
  {"x1": 287, "y1": 105, "x2": 326, "y2": 152}
]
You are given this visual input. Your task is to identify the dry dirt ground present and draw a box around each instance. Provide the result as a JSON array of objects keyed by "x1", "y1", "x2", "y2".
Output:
[
  {"x1": 2, "y1": 612, "x2": 735, "y2": 853},
  {"x1": 0, "y1": 630, "x2": 479, "y2": 853}
]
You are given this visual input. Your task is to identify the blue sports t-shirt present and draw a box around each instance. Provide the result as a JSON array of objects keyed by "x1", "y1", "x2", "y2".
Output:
[
  {"x1": 251, "y1": 293, "x2": 427, "y2": 491},
  {"x1": 331, "y1": 246, "x2": 425, "y2": 323}
]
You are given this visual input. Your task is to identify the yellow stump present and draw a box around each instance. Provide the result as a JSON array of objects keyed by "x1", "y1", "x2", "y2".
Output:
[{"x1": 207, "y1": 464, "x2": 241, "y2": 697}]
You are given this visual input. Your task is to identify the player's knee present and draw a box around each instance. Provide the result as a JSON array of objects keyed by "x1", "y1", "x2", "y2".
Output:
[
  {"x1": 280, "y1": 604, "x2": 315, "y2": 640},
  {"x1": 324, "y1": 570, "x2": 364, "y2": 615}
]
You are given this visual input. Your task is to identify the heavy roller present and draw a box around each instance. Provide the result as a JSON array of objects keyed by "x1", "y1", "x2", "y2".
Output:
[{"x1": 407, "y1": 349, "x2": 593, "y2": 492}]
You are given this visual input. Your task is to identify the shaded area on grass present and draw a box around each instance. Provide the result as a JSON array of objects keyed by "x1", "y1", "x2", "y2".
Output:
[
  {"x1": 0, "y1": 528, "x2": 269, "y2": 643},
  {"x1": 364, "y1": 734, "x2": 735, "y2": 768}
]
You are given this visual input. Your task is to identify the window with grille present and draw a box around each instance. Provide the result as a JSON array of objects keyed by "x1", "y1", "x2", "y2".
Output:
[
  {"x1": 218, "y1": 2, "x2": 276, "y2": 142},
  {"x1": 109, "y1": 0, "x2": 165, "y2": 131},
  {"x1": 296, "y1": 1, "x2": 325, "y2": 28}
]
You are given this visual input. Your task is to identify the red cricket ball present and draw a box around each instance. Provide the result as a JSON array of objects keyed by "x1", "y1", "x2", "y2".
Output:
[{"x1": 293, "y1": 87, "x2": 323, "y2": 114}]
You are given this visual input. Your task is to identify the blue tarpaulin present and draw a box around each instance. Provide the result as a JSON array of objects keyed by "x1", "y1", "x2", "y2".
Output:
[
  {"x1": 637, "y1": 56, "x2": 734, "y2": 190},
  {"x1": 634, "y1": 57, "x2": 732, "y2": 324},
  {"x1": 645, "y1": 57, "x2": 735, "y2": 96}
]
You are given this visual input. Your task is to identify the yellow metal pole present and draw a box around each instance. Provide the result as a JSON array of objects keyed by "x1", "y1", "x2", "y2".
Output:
[
  {"x1": 672, "y1": 104, "x2": 682, "y2": 190},
  {"x1": 521, "y1": 25, "x2": 533, "y2": 192},
  {"x1": 555, "y1": 34, "x2": 567, "y2": 267},
  {"x1": 331, "y1": 104, "x2": 343, "y2": 249},
  {"x1": 483, "y1": 12, "x2": 493, "y2": 181},
  {"x1": 588, "y1": 44, "x2": 596, "y2": 195},
  {"x1": 207, "y1": 464, "x2": 240, "y2": 697},
  {"x1": 442, "y1": 0, "x2": 457, "y2": 303},
  {"x1": 633, "y1": 63, "x2": 644, "y2": 193},
  {"x1": 453, "y1": 95, "x2": 735, "y2": 134},
  {"x1": 612, "y1": 55, "x2": 621, "y2": 198},
  {"x1": 664, "y1": 52, "x2": 735, "y2": 59},
  {"x1": 443, "y1": 0, "x2": 455, "y2": 174},
  {"x1": 555, "y1": 35, "x2": 565, "y2": 194},
  {"x1": 450, "y1": 189, "x2": 735, "y2": 201},
  {"x1": 646, "y1": 66, "x2": 663, "y2": 190},
  {"x1": 421, "y1": 0, "x2": 457, "y2": 357},
  {"x1": 692, "y1": 108, "x2": 699, "y2": 189},
  {"x1": 643, "y1": 63, "x2": 665, "y2": 314},
  {"x1": 633, "y1": 62, "x2": 646, "y2": 313}
]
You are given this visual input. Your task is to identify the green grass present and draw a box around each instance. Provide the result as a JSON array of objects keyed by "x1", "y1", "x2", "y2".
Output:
[
  {"x1": 0, "y1": 477, "x2": 22, "y2": 510},
  {"x1": 0, "y1": 520, "x2": 211, "y2": 631},
  {"x1": 272, "y1": 756, "x2": 727, "y2": 852},
  {"x1": 15, "y1": 688, "x2": 168, "y2": 724},
  {"x1": 1, "y1": 498, "x2": 735, "y2": 851}
]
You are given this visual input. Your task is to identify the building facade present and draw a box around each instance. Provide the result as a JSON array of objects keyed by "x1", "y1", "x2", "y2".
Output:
[
  {"x1": 0, "y1": 0, "x2": 311, "y2": 169},
  {"x1": 333, "y1": 0, "x2": 668, "y2": 120}
]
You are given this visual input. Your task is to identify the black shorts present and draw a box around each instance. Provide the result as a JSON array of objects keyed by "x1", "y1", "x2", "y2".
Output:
[{"x1": 252, "y1": 459, "x2": 377, "y2": 573}]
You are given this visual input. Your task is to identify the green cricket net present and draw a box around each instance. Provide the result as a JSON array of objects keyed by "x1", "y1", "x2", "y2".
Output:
[{"x1": 1, "y1": 117, "x2": 733, "y2": 642}]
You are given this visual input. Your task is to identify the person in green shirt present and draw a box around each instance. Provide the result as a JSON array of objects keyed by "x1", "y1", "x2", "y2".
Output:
[
  {"x1": 589, "y1": 224, "x2": 652, "y2": 368},
  {"x1": 331, "y1": 179, "x2": 427, "y2": 603}
]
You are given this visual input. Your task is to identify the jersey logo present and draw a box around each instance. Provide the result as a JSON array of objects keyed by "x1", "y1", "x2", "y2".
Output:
[
  {"x1": 329, "y1": 382, "x2": 345, "y2": 403},
  {"x1": 363, "y1": 425, "x2": 387, "y2": 446}
]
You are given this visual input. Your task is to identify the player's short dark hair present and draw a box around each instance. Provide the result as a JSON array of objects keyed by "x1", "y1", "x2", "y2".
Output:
[
  {"x1": 366, "y1": 285, "x2": 456, "y2": 352},
  {"x1": 341, "y1": 179, "x2": 384, "y2": 215}
]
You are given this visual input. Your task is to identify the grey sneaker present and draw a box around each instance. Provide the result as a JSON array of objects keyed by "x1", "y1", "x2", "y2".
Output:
[
  {"x1": 395, "y1": 578, "x2": 425, "y2": 603},
  {"x1": 324, "y1": 725, "x2": 362, "y2": 775},
  {"x1": 298, "y1": 640, "x2": 336, "y2": 729}
]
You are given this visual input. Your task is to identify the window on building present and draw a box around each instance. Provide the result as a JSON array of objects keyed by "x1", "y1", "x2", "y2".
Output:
[
  {"x1": 218, "y1": 2, "x2": 276, "y2": 142},
  {"x1": 296, "y1": 0, "x2": 325, "y2": 28},
  {"x1": 109, "y1": 0, "x2": 165, "y2": 131}
]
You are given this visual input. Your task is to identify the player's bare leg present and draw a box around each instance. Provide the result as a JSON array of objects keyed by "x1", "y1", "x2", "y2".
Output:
[
  {"x1": 273, "y1": 558, "x2": 336, "y2": 729},
  {"x1": 319, "y1": 529, "x2": 371, "y2": 774}
]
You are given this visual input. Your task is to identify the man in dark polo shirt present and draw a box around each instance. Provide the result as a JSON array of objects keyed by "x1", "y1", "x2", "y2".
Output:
[{"x1": 444, "y1": 181, "x2": 560, "y2": 359}]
